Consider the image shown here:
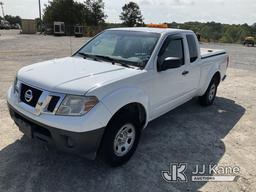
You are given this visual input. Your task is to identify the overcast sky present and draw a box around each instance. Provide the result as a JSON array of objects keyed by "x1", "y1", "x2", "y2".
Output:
[{"x1": 1, "y1": 0, "x2": 256, "y2": 25}]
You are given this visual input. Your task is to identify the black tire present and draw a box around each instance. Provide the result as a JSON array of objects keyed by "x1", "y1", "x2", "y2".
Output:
[
  {"x1": 98, "y1": 111, "x2": 141, "y2": 167},
  {"x1": 199, "y1": 77, "x2": 218, "y2": 106}
]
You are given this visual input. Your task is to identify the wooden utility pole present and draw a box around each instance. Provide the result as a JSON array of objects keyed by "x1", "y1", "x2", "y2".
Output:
[
  {"x1": 38, "y1": 0, "x2": 42, "y2": 32},
  {"x1": 0, "y1": 2, "x2": 5, "y2": 19},
  {"x1": 38, "y1": 0, "x2": 41, "y2": 20}
]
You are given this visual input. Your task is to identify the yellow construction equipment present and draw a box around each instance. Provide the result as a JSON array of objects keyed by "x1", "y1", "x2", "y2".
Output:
[{"x1": 243, "y1": 36, "x2": 255, "y2": 47}]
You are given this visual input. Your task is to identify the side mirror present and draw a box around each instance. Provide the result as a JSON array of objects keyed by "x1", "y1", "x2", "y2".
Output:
[{"x1": 157, "y1": 57, "x2": 182, "y2": 71}]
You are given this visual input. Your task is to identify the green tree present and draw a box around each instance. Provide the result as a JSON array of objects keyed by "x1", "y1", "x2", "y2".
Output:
[
  {"x1": 252, "y1": 23, "x2": 256, "y2": 36},
  {"x1": 43, "y1": 0, "x2": 106, "y2": 27},
  {"x1": 43, "y1": 0, "x2": 86, "y2": 26},
  {"x1": 201, "y1": 22, "x2": 223, "y2": 42},
  {"x1": 170, "y1": 21, "x2": 255, "y2": 43},
  {"x1": 84, "y1": 0, "x2": 107, "y2": 26},
  {"x1": 120, "y1": 2, "x2": 144, "y2": 27},
  {"x1": 4, "y1": 15, "x2": 21, "y2": 25},
  {"x1": 181, "y1": 22, "x2": 204, "y2": 33},
  {"x1": 220, "y1": 25, "x2": 250, "y2": 43}
]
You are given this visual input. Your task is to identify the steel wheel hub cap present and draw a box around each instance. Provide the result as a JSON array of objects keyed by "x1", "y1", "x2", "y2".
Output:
[
  {"x1": 114, "y1": 123, "x2": 136, "y2": 157},
  {"x1": 209, "y1": 84, "x2": 216, "y2": 101}
]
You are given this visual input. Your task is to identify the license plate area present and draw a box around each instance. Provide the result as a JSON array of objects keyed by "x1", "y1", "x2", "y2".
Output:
[{"x1": 16, "y1": 118, "x2": 33, "y2": 139}]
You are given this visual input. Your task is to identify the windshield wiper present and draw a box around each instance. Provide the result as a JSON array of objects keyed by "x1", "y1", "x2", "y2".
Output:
[
  {"x1": 78, "y1": 52, "x2": 100, "y2": 61},
  {"x1": 93, "y1": 55, "x2": 138, "y2": 69},
  {"x1": 78, "y1": 53, "x2": 139, "y2": 69},
  {"x1": 78, "y1": 53, "x2": 118, "y2": 64},
  {"x1": 93, "y1": 55, "x2": 116, "y2": 63},
  {"x1": 114, "y1": 62, "x2": 136, "y2": 69}
]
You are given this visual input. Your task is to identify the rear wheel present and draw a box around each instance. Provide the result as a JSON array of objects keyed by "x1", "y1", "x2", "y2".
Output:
[
  {"x1": 98, "y1": 112, "x2": 141, "y2": 167},
  {"x1": 199, "y1": 77, "x2": 218, "y2": 106}
]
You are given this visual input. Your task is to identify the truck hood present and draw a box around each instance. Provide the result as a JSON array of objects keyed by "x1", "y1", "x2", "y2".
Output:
[{"x1": 18, "y1": 57, "x2": 139, "y2": 95}]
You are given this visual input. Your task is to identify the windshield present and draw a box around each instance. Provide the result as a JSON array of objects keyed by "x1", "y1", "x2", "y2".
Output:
[{"x1": 75, "y1": 30, "x2": 160, "y2": 68}]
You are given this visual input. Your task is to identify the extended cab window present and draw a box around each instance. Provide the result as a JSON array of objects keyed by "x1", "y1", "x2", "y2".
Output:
[
  {"x1": 186, "y1": 34, "x2": 198, "y2": 63},
  {"x1": 158, "y1": 37, "x2": 184, "y2": 66}
]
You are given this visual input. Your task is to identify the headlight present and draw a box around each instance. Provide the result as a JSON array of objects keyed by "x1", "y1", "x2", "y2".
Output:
[
  {"x1": 13, "y1": 76, "x2": 19, "y2": 93},
  {"x1": 56, "y1": 95, "x2": 98, "y2": 116}
]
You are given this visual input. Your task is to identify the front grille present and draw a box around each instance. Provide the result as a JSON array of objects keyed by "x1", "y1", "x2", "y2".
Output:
[
  {"x1": 20, "y1": 84, "x2": 43, "y2": 107},
  {"x1": 47, "y1": 96, "x2": 60, "y2": 112}
]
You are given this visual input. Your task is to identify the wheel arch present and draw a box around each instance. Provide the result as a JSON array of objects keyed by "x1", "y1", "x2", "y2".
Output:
[
  {"x1": 106, "y1": 102, "x2": 147, "y2": 130},
  {"x1": 213, "y1": 71, "x2": 221, "y2": 85},
  {"x1": 96, "y1": 102, "x2": 147, "y2": 159},
  {"x1": 99, "y1": 86, "x2": 149, "y2": 127},
  {"x1": 199, "y1": 70, "x2": 221, "y2": 96}
]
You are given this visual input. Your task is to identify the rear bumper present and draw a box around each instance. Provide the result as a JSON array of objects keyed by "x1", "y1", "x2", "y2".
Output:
[{"x1": 8, "y1": 103, "x2": 105, "y2": 159}]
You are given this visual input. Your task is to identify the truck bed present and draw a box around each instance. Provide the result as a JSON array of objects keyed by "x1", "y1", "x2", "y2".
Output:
[{"x1": 200, "y1": 48, "x2": 226, "y2": 59}]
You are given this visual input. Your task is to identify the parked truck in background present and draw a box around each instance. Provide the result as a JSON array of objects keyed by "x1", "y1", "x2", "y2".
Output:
[{"x1": 7, "y1": 27, "x2": 229, "y2": 166}]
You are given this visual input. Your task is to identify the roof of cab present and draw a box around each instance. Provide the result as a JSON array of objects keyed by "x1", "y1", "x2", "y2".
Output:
[{"x1": 107, "y1": 27, "x2": 192, "y2": 34}]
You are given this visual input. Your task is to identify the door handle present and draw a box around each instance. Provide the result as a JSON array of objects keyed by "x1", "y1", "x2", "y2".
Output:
[{"x1": 182, "y1": 70, "x2": 189, "y2": 75}]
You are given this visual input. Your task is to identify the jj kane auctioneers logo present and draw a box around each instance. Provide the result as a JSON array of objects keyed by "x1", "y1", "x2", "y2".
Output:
[{"x1": 162, "y1": 163, "x2": 240, "y2": 182}]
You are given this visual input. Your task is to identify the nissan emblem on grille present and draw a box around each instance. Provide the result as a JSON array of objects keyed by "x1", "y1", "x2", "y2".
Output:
[{"x1": 24, "y1": 89, "x2": 33, "y2": 102}]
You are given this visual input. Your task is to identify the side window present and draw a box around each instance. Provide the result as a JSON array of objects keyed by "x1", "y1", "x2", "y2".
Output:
[
  {"x1": 186, "y1": 35, "x2": 198, "y2": 63},
  {"x1": 158, "y1": 37, "x2": 184, "y2": 66}
]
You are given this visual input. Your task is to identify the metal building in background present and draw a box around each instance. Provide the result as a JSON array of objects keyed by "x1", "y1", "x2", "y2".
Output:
[{"x1": 21, "y1": 19, "x2": 37, "y2": 34}]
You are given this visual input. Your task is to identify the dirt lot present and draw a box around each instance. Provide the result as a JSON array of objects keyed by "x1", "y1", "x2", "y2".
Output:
[{"x1": 0, "y1": 30, "x2": 256, "y2": 192}]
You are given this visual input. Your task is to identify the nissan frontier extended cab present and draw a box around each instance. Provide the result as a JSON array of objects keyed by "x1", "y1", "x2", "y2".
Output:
[{"x1": 7, "y1": 28, "x2": 228, "y2": 166}]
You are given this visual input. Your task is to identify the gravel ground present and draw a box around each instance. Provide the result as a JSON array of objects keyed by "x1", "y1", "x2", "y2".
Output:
[{"x1": 0, "y1": 30, "x2": 255, "y2": 192}]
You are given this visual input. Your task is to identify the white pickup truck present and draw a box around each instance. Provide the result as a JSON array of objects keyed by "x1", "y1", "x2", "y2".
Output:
[{"x1": 7, "y1": 28, "x2": 228, "y2": 166}]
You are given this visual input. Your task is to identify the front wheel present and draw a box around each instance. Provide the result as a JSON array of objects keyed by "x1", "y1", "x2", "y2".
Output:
[
  {"x1": 98, "y1": 113, "x2": 141, "y2": 167},
  {"x1": 199, "y1": 78, "x2": 218, "y2": 106}
]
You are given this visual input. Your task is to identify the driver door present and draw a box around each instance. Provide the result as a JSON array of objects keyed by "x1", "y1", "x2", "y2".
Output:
[{"x1": 150, "y1": 35, "x2": 190, "y2": 118}]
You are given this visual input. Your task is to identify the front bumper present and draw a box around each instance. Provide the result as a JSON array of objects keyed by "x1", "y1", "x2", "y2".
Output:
[
  {"x1": 7, "y1": 85, "x2": 112, "y2": 133},
  {"x1": 8, "y1": 103, "x2": 105, "y2": 159}
]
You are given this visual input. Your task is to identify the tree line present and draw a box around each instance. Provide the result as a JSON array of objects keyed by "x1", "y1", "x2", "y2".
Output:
[
  {"x1": 41, "y1": 0, "x2": 144, "y2": 35},
  {"x1": 0, "y1": 15, "x2": 21, "y2": 25},
  {"x1": 1, "y1": 0, "x2": 255, "y2": 43},
  {"x1": 42, "y1": 0, "x2": 256, "y2": 43},
  {"x1": 42, "y1": 0, "x2": 143, "y2": 27},
  {"x1": 43, "y1": 0, "x2": 106, "y2": 27},
  {"x1": 169, "y1": 22, "x2": 256, "y2": 43}
]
